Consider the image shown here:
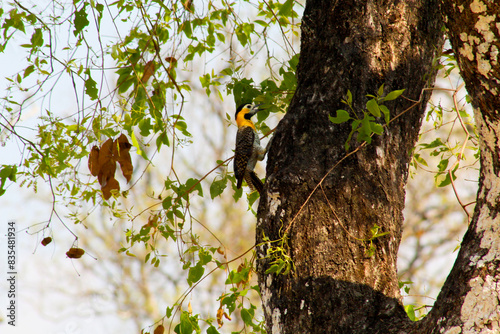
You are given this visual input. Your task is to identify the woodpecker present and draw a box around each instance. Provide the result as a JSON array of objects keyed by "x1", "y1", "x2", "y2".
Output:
[{"x1": 234, "y1": 103, "x2": 267, "y2": 194}]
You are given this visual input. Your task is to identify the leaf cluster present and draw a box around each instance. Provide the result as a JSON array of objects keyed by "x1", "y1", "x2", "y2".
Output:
[{"x1": 329, "y1": 84, "x2": 404, "y2": 150}]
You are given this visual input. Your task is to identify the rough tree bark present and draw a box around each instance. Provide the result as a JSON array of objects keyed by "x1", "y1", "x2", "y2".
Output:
[
  {"x1": 256, "y1": 0, "x2": 499, "y2": 333},
  {"x1": 419, "y1": 1, "x2": 500, "y2": 333}
]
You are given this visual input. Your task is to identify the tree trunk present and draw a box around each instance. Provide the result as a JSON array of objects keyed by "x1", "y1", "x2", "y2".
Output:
[
  {"x1": 256, "y1": 0, "x2": 444, "y2": 332},
  {"x1": 256, "y1": 0, "x2": 500, "y2": 332},
  {"x1": 418, "y1": 1, "x2": 500, "y2": 333}
]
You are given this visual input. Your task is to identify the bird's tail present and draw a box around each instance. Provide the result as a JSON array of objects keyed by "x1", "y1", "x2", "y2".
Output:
[{"x1": 245, "y1": 171, "x2": 264, "y2": 194}]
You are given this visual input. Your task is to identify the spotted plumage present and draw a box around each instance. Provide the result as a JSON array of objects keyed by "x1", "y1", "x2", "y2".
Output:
[{"x1": 234, "y1": 103, "x2": 266, "y2": 194}]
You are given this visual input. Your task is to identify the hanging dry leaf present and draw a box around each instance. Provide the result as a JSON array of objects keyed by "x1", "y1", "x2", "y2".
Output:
[
  {"x1": 147, "y1": 214, "x2": 159, "y2": 228},
  {"x1": 141, "y1": 60, "x2": 155, "y2": 83},
  {"x1": 88, "y1": 146, "x2": 100, "y2": 176},
  {"x1": 97, "y1": 138, "x2": 116, "y2": 187},
  {"x1": 164, "y1": 57, "x2": 178, "y2": 72},
  {"x1": 164, "y1": 56, "x2": 177, "y2": 64},
  {"x1": 217, "y1": 307, "x2": 224, "y2": 327},
  {"x1": 66, "y1": 247, "x2": 85, "y2": 259},
  {"x1": 102, "y1": 177, "x2": 120, "y2": 200},
  {"x1": 99, "y1": 138, "x2": 114, "y2": 165},
  {"x1": 88, "y1": 135, "x2": 134, "y2": 199},
  {"x1": 41, "y1": 237, "x2": 52, "y2": 246},
  {"x1": 115, "y1": 134, "x2": 133, "y2": 182},
  {"x1": 153, "y1": 325, "x2": 164, "y2": 334},
  {"x1": 98, "y1": 160, "x2": 117, "y2": 188}
]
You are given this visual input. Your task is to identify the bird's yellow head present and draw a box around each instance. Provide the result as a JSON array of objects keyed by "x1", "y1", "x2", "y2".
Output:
[{"x1": 235, "y1": 103, "x2": 260, "y2": 129}]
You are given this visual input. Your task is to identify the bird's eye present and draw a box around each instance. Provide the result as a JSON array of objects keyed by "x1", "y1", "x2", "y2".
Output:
[{"x1": 246, "y1": 104, "x2": 252, "y2": 109}]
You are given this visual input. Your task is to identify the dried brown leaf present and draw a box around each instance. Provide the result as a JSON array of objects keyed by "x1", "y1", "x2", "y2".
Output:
[
  {"x1": 88, "y1": 146, "x2": 100, "y2": 176},
  {"x1": 217, "y1": 307, "x2": 224, "y2": 327},
  {"x1": 102, "y1": 177, "x2": 120, "y2": 200},
  {"x1": 98, "y1": 160, "x2": 117, "y2": 187},
  {"x1": 153, "y1": 325, "x2": 164, "y2": 334},
  {"x1": 41, "y1": 237, "x2": 52, "y2": 246},
  {"x1": 164, "y1": 56, "x2": 177, "y2": 64},
  {"x1": 117, "y1": 134, "x2": 132, "y2": 152},
  {"x1": 115, "y1": 134, "x2": 133, "y2": 182},
  {"x1": 97, "y1": 139, "x2": 116, "y2": 188},
  {"x1": 99, "y1": 138, "x2": 114, "y2": 166},
  {"x1": 91, "y1": 136, "x2": 133, "y2": 199},
  {"x1": 141, "y1": 60, "x2": 155, "y2": 83},
  {"x1": 66, "y1": 247, "x2": 85, "y2": 259}
]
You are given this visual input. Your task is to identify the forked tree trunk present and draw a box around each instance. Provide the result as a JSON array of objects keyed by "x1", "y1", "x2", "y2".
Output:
[{"x1": 256, "y1": 0, "x2": 499, "y2": 333}]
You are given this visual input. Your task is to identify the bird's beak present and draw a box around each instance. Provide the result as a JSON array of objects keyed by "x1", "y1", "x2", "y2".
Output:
[{"x1": 250, "y1": 103, "x2": 262, "y2": 115}]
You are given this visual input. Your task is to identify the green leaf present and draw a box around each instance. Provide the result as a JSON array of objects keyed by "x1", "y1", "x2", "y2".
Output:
[
  {"x1": 358, "y1": 115, "x2": 373, "y2": 143},
  {"x1": 436, "y1": 165, "x2": 457, "y2": 187},
  {"x1": 216, "y1": 32, "x2": 225, "y2": 43},
  {"x1": 0, "y1": 165, "x2": 17, "y2": 197},
  {"x1": 329, "y1": 110, "x2": 350, "y2": 124},
  {"x1": 73, "y1": 4, "x2": 90, "y2": 36},
  {"x1": 166, "y1": 306, "x2": 174, "y2": 318},
  {"x1": 278, "y1": 0, "x2": 294, "y2": 17},
  {"x1": 371, "y1": 122, "x2": 383, "y2": 135},
  {"x1": 30, "y1": 28, "x2": 43, "y2": 48},
  {"x1": 23, "y1": 65, "x2": 35, "y2": 78},
  {"x1": 373, "y1": 231, "x2": 390, "y2": 238},
  {"x1": 84, "y1": 69, "x2": 98, "y2": 100},
  {"x1": 199, "y1": 251, "x2": 212, "y2": 266},
  {"x1": 175, "y1": 311, "x2": 194, "y2": 334},
  {"x1": 241, "y1": 307, "x2": 254, "y2": 326},
  {"x1": 366, "y1": 99, "x2": 381, "y2": 117},
  {"x1": 254, "y1": 20, "x2": 268, "y2": 27},
  {"x1": 235, "y1": 25, "x2": 248, "y2": 46},
  {"x1": 384, "y1": 89, "x2": 405, "y2": 101},
  {"x1": 210, "y1": 177, "x2": 227, "y2": 199},
  {"x1": 156, "y1": 131, "x2": 170, "y2": 151},
  {"x1": 289, "y1": 53, "x2": 300, "y2": 70},
  {"x1": 413, "y1": 153, "x2": 428, "y2": 167},
  {"x1": 174, "y1": 120, "x2": 191, "y2": 137},
  {"x1": 188, "y1": 262, "x2": 205, "y2": 285},
  {"x1": 379, "y1": 105, "x2": 391, "y2": 124},
  {"x1": 346, "y1": 90, "x2": 353, "y2": 105},
  {"x1": 139, "y1": 117, "x2": 152, "y2": 136},
  {"x1": 405, "y1": 304, "x2": 416, "y2": 321},
  {"x1": 421, "y1": 138, "x2": 444, "y2": 149},
  {"x1": 247, "y1": 190, "x2": 260, "y2": 207},
  {"x1": 437, "y1": 158, "x2": 449, "y2": 172},
  {"x1": 186, "y1": 178, "x2": 203, "y2": 197},
  {"x1": 94, "y1": 3, "x2": 104, "y2": 26},
  {"x1": 282, "y1": 71, "x2": 296, "y2": 90},
  {"x1": 265, "y1": 264, "x2": 279, "y2": 274},
  {"x1": 181, "y1": 20, "x2": 192, "y2": 38},
  {"x1": 206, "y1": 326, "x2": 220, "y2": 334},
  {"x1": 377, "y1": 83, "x2": 385, "y2": 96}
]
